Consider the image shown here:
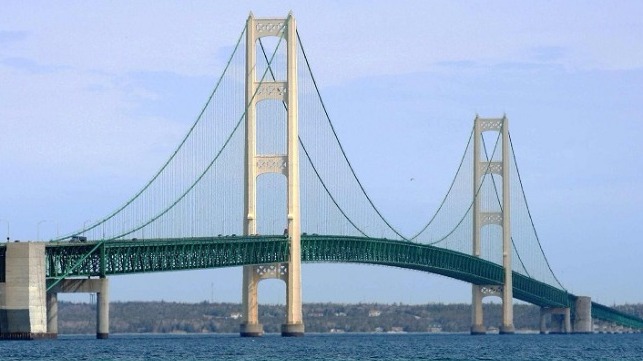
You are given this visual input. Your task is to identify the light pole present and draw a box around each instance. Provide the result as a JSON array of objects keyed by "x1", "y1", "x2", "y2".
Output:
[
  {"x1": 36, "y1": 219, "x2": 47, "y2": 240},
  {"x1": 0, "y1": 219, "x2": 9, "y2": 242}
]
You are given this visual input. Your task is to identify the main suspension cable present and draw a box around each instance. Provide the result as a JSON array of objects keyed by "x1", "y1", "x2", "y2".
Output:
[
  {"x1": 427, "y1": 129, "x2": 501, "y2": 246},
  {"x1": 408, "y1": 128, "x2": 474, "y2": 241},
  {"x1": 53, "y1": 24, "x2": 248, "y2": 242},
  {"x1": 508, "y1": 133, "x2": 566, "y2": 290},
  {"x1": 480, "y1": 126, "x2": 530, "y2": 278},
  {"x1": 296, "y1": 31, "x2": 407, "y2": 240}
]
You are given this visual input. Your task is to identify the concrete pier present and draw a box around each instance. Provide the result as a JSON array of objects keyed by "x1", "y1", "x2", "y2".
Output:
[
  {"x1": 96, "y1": 277, "x2": 109, "y2": 339},
  {"x1": 281, "y1": 322, "x2": 305, "y2": 337},
  {"x1": 573, "y1": 296, "x2": 593, "y2": 333},
  {"x1": 240, "y1": 322, "x2": 264, "y2": 337},
  {"x1": 540, "y1": 307, "x2": 571, "y2": 334},
  {"x1": 0, "y1": 242, "x2": 54, "y2": 340},
  {"x1": 47, "y1": 278, "x2": 110, "y2": 339},
  {"x1": 46, "y1": 292, "x2": 58, "y2": 335},
  {"x1": 470, "y1": 324, "x2": 487, "y2": 335}
]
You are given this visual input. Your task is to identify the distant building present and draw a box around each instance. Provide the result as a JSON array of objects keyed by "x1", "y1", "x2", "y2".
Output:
[{"x1": 230, "y1": 312, "x2": 242, "y2": 320}]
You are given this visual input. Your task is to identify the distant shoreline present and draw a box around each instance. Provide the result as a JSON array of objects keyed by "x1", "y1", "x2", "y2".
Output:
[{"x1": 56, "y1": 301, "x2": 643, "y2": 335}]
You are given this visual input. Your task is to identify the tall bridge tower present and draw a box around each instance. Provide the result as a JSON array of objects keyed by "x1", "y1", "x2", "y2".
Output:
[
  {"x1": 471, "y1": 116, "x2": 515, "y2": 334},
  {"x1": 240, "y1": 13, "x2": 304, "y2": 337}
]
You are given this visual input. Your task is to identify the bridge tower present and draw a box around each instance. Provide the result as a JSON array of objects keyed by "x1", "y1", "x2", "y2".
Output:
[
  {"x1": 240, "y1": 13, "x2": 304, "y2": 337},
  {"x1": 471, "y1": 115, "x2": 515, "y2": 334}
]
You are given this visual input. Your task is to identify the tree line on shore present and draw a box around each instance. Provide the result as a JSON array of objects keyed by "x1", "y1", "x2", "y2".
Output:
[{"x1": 57, "y1": 301, "x2": 643, "y2": 334}]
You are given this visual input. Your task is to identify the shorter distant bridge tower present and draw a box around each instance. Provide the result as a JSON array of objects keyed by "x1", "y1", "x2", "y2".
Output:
[
  {"x1": 471, "y1": 115, "x2": 515, "y2": 334},
  {"x1": 240, "y1": 13, "x2": 304, "y2": 337}
]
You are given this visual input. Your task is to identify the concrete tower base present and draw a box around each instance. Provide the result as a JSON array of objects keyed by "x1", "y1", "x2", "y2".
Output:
[
  {"x1": 281, "y1": 323, "x2": 304, "y2": 337},
  {"x1": 470, "y1": 324, "x2": 487, "y2": 335},
  {"x1": 499, "y1": 325, "x2": 516, "y2": 334},
  {"x1": 240, "y1": 323, "x2": 264, "y2": 337}
]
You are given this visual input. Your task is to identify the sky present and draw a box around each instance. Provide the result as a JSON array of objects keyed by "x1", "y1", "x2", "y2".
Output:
[{"x1": 1, "y1": 1, "x2": 642, "y2": 308}]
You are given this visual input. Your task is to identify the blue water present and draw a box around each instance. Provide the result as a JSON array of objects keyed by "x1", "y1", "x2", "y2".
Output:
[{"x1": 1, "y1": 333, "x2": 642, "y2": 360}]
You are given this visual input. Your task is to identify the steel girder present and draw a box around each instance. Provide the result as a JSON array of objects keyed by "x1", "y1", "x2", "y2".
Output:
[
  {"x1": 39, "y1": 235, "x2": 642, "y2": 329},
  {"x1": 45, "y1": 236, "x2": 289, "y2": 278},
  {"x1": 300, "y1": 235, "x2": 570, "y2": 309},
  {"x1": 589, "y1": 301, "x2": 643, "y2": 329},
  {"x1": 45, "y1": 235, "x2": 566, "y2": 307}
]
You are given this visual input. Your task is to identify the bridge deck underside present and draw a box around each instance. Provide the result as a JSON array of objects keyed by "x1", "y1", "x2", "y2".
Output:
[{"x1": 29, "y1": 236, "x2": 643, "y2": 329}]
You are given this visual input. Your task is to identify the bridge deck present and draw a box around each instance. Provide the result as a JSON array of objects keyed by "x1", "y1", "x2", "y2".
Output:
[{"x1": 3, "y1": 236, "x2": 642, "y2": 329}]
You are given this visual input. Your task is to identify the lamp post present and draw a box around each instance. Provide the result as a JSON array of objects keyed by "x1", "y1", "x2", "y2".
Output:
[
  {"x1": 36, "y1": 219, "x2": 47, "y2": 240},
  {"x1": 0, "y1": 219, "x2": 9, "y2": 242}
]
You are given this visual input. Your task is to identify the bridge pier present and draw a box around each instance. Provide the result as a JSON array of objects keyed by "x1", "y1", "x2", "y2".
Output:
[
  {"x1": 539, "y1": 307, "x2": 571, "y2": 334},
  {"x1": 573, "y1": 296, "x2": 593, "y2": 333},
  {"x1": 470, "y1": 285, "x2": 486, "y2": 334},
  {"x1": 471, "y1": 284, "x2": 515, "y2": 334},
  {"x1": 46, "y1": 292, "x2": 58, "y2": 335},
  {"x1": 240, "y1": 266, "x2": 263, "y2": 337},
  {"x1": 47, "y1": 277, "x2": 110, "y2": 339},
  {"x1": 240, "y1": 322, "x2": 264, "y2": 337},
  {"x1": 96, "y1": 277, "x2": 109, "y2": 339},
  {"x1": 241, "y1": 261, "x2": 304, "y2": 337},
  {"x1": 0, "y1": 242, "x2": 54, "y2": 340}
]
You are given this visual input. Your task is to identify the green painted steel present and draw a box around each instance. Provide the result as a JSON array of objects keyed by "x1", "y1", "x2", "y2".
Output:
[
  {"x1": 589, "y1": 301, "x2": 643, "y2": 329},
  {"x1": 45, "y1": 236, "x2": 289, "y2": 277},
  {"x1": 32, "y1": 235, "x2": 643, "y2": 329}
]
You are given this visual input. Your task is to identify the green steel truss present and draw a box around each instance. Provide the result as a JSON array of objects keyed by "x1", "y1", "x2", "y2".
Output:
[
  {"x1": 3, "y1": 235, "x2": 638, "y2": 329},
  {"x1": 45, "y1": 236, "x2": 288, "y2": 278},
  {"x1": 589, "y1": 301, "x2": 643, "y2": 329}
]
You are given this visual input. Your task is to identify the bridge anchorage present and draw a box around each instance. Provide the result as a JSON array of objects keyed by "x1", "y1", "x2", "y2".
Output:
[{"x1": 2, "y1": 12, "x2": 643, "y2": 340}]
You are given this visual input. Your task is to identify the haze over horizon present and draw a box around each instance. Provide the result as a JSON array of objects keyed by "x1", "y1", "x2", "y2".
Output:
[{"x1": 1, "y1": 1, "x2": 642, "y2": 306}]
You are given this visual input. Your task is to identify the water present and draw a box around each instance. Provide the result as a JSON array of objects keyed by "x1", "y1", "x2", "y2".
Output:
[{"x1": 1, "y1": 333, "x2": 642, "y2": 360}]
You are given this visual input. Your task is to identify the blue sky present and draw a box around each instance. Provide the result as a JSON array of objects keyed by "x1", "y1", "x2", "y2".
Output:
[{"x1": 1, "y1": 1, "x2": 642, "y2": 307}]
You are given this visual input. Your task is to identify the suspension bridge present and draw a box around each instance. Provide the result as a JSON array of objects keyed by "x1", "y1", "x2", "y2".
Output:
[{"x1": 1, "y1": 13, "x2": 642, "y2": 340}]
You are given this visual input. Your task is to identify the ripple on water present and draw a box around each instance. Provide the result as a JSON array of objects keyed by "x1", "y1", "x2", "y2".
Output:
[{"x1": 0, "y1": 333, "x2": 641, "y2": 361}]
